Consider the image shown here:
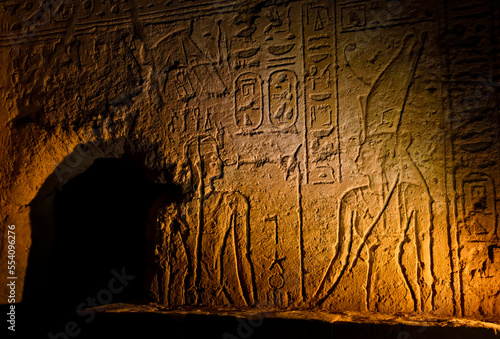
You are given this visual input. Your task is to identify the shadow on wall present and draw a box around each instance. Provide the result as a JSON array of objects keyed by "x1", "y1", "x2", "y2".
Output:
[{"x1": 23, "y1": 157, "x2": 179, "y2": 314}]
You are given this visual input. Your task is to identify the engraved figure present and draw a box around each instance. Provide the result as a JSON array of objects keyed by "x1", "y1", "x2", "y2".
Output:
[
  {"x1": 173, "y1": 70, "x2": 195, "y2": 102},
  {"x1": 153, "y1": 136, "x2": 255, "y2": 307},
  {"x1": 306, "y1": 64, "x2": 332, "y2": 93},
  {"x1": 153, "y1": 23, "x2": 227, "y2": 101},
  {"x1": 313, "y1": 34, "x2": 434, "y2": 313},
  {"x1": 463, "y1": 243, "x2": 500, "y2": 319}
]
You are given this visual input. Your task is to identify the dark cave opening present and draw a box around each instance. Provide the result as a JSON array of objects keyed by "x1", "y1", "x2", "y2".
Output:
[{"x1": 24, "y1": 158, "x2": 166, "y2": 313}]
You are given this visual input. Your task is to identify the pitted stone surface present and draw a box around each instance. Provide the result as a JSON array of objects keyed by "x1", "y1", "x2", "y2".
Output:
[{"x1": 0, "y1": 0, "x2": 499, "y2": 324}]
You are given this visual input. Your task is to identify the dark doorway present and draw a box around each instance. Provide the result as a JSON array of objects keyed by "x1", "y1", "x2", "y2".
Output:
[
  {"x1": 52, "y1": 158, "x2": 159, "y2": 307},
  {"x1": 25, "y1": 158, "x2": 162, "y2": 311}
]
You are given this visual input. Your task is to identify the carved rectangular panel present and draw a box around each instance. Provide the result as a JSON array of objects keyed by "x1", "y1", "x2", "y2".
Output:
[
  {"x1": 338, "y1": 0, "x2": 434, "y2": 33},
  {"x1": 302, "y1": 1, "x2": 341, "y2": 184}
]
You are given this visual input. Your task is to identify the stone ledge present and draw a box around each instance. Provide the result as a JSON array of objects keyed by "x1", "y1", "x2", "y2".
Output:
[{"x1": 84, "y1": 302, "x2": 500, "y2": 338}]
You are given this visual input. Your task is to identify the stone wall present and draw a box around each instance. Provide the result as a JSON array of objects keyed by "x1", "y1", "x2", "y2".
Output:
[{"x1": 0, "y1": 0, "x2": 499, "y2": 324}]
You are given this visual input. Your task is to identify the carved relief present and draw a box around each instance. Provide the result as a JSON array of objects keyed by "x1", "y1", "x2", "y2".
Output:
[
  {"x1": 264, "y1": 5, "x2": 298, "y2": 69},
  {"x1": 172, "y1": 70, "x2": 196, "y2": 102},
  {"x1": 444, "y1": 0, "x2": 500, "y2": 318},
  {"x1": 340, "y1": 4, "x2": 366, "y2": 30},
  {"x1": 264, "y1": 214, "x2": 289, "y2": 307},
  {"x1": 461, "y1": 242, "x2": 500, "y2": 320},
  {"x1": 50, "y1": 0, "x2": 94, "y2": 21},
  {"x1": 153, "y1": 136, "x2": 256, "y2": 307},
  {"x1": 309, "y1": 128, "x2": 337, "y2": 185},
  {"x1": 153, "y1": 24, "x2": 227, "y2": 102},
  {"x1": 279, "y1": 144, "x2": 302, "y2": 181},
  {"x1": 268, "y1": 70, "x2": 298, "y2": 130},
  {"x1": 313, "y1": 135, "x2": 434, "y2": 313},
  {"x1": 234, "y1": 72, "x2": 263, "y2": 132},
  {"x1": 460, "y1": 173, "x2": 498, "y2": 241},
  {"x1": 50, "y1": 0, "x2": 75, "y2": 22},
  {"x1": 458, "y1": 172, "x2": 500, "y2": 319},
  {"x1": 230, "y1": 10, "x2": 261, "y2": 71},
  {"x1": 359, "y1": 33, "x2": 426, "y2": 141},
  {"x1": 2, "y1": 0, "x2": 500, "y2": 326},
  {"x1": 302, "y1": 2, "x2": 340, "y2": 183},
  {"x1": 313, "y1": 33, "x2": 434, "y2": 313},
  {"x1": 339, "y1": 0, "x2": 434, "y2": 33}
]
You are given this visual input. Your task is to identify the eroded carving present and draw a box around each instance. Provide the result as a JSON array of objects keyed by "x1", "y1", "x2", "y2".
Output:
[
  {"x1": 230, "y1": 10, "x2": 261, "y2": 71},
  {"x1": 339, "y1": 0, "x2": 433, "y2": 33},
  {"x1": 313, "y1": 33, "x2": 434, "y2": 313},
  {"x1": 268, "y1": 70, "x2": 298, "y2": 130},
  {"x1": 302, "y1": 1, "x2": 340, "y2": 183},
  {"x1": 309, "y1": 128, "x2": 337, "y2": 184},
  {"x1": 460, "y1": 173, "x2": 498, "y2": 241},
  {"x1": 264, "y1": 214, "x2": 288, "y2": 307},
  {"x1": 153, "y1": 136, "x2": 255, "y2": 307},
  {"x1": 341, "y1": 4, "x2": 366, "y2": 30},
  {"x1": 50, "y1": 0, "x2": 95, "y2": 21},
  {"x1": 153, "y1": 23, "x2": 227, "y2": 102},
  {"x1": 444, "y1": 0, "x2": 500, "y2": 318},
  {"x1": 3, "y1": 0, "x2": 500, "y2": 326},
  {"x1": 458, "y1": 172, "x2": 500, "y2": 319},
  {"x1": 234, "y1": 72, "x2": 263, "y2": 132}
]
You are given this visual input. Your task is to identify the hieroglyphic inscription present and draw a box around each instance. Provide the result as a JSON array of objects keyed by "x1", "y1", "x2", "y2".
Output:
[
  {"x1": 444, "y1": 0, "x2": 500, "y2": 318},
  {"x1": 50, "y1": 0, "x2": 95, "y2": 21},
  {"x1": 264, "y1": 5, "x2": 299, "y2": 69},
  {"x1": 5, "y1": 0, "x2": 499, "y2": 325},
  {"x1": 460, "y1": 173, "x2": 498, "y2": 241},
  {"x1": 264, "y1": 214, "x2": 289, "y2": 307},
  {"x1": 268, "y1": 70, "x2": 298, "y2": 130},
  {"x1": 312, "y1": 32, "x2": 434, "y2": 313},
  {"x1": 339, "y1": 0, "x2": 434, "y2": 33},
  {"x1": 302, "y1": 2, "x2": 340, "y2": 184},
  {"x1": 230, "y1": 8, "x2": 261, "y2": 71},
  {"x1": 456, "y1": 171, "x2": 500, "y2": 319},
  {"x1": 340, "y1": 3, "x2": 366, "y2": 30},
  {"x1": 234, "y1": 72, "x2": 263, "y2": 133}
]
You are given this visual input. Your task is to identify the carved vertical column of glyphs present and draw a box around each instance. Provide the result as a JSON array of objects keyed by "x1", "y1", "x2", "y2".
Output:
[
  {"x1": 302, "y1": 1, "x2": 341, "y2": 184},
  {"x1": 444, "y1": 0, "x2": 500, "y2": 319}
]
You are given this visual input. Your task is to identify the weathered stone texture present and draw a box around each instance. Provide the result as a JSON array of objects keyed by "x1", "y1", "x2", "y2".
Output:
[{"x1": 0, "y1": 0, "x2": 499, "y2": 324}]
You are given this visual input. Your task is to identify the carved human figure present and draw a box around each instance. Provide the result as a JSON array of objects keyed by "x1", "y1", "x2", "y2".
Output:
[
  {"x1": 313, "y1": 133, "x2": 434, "y2": 313},
  {"x1": 313, "y1": 34, "x2": 434, "y2": 313},
  {"x1": 153, "y1": 23, "x2": 226, "y2": 101},
  {"x1": 152, "y1": 136, "x2": 255, "y2": 307}
]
